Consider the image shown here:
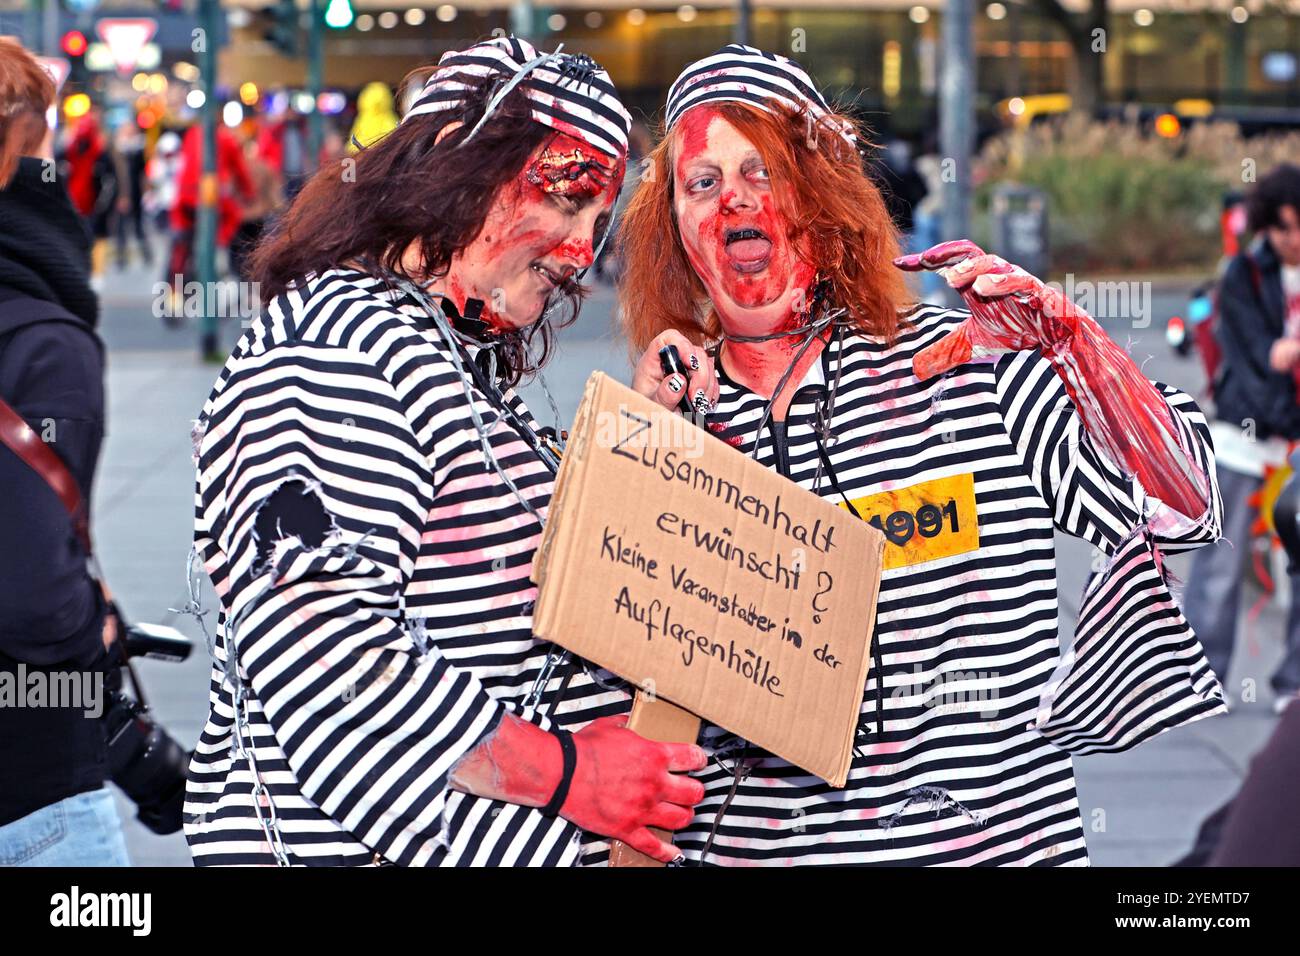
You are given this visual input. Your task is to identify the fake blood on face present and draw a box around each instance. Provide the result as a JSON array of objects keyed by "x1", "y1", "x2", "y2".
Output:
[
  {"x1": 440, "y1": 131, "x2": 623, "y2": 330},
  {"x1": 672, "y1": 108, "x2": 815, "y2": 327}
]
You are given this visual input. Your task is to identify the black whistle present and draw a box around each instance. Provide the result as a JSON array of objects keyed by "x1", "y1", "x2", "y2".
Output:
[{"x1": 658, "y1": 345, "x2": 697, "y2": 416}]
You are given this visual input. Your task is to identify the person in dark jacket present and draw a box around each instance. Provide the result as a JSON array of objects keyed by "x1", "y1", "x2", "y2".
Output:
[
  {"x1": 0, "y1": 38, "x2": 128, "y2": 866},
  {"x1": 1184, "y1": 163, "x2": 1300, "y2": 712},
  {"x1": 111, "y1": 123, "x2": 151, "y2": 270},
  {"x1": 1177, "y1": 450, "x2": 1300, "y2": 867}
]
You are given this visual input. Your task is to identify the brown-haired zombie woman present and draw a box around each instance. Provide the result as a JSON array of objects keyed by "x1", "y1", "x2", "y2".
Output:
[{"x1": 184, "y1": 37, "x2": 706, "y2": 867}]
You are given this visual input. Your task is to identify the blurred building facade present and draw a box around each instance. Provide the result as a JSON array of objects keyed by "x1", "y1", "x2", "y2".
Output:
[
  {"x1": 1, "y1": 0, "x2": 1297, "y2": 138},
  {"x1": 216, "y1": 0, "x2": 1300, "y2": 135}
]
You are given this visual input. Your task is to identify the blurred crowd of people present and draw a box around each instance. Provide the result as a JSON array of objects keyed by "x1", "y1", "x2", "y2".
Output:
[{"x1": 50, "y1": 88, "x2": 392, "y2": 296}]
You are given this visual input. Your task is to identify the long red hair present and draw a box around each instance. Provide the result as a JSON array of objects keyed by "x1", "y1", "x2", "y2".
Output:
[{"x1": 618, "y1": 101, "x2": 910, "y2": 354}]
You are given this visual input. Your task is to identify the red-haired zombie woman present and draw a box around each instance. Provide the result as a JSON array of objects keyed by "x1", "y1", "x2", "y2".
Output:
[
  {"x1": 620, "y1": 46, "x2": 1226, "y2": 865},
  {"x1": 184, "y1": 38, "x2": 707, "y2": 867}
]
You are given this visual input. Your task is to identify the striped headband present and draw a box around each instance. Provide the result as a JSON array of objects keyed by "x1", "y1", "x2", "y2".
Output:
[
  {"x1": 403, "y1": 35, "x2": 632, "y2": 160},
  {"x1": 664, "y1": 44, "x2": 856, "y2": 148}
]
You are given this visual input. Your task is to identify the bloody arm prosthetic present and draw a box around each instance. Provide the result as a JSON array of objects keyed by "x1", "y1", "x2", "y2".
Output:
[
  {"x1": 898, "y1": 240, "x2": 1211, "y2": 522},
  {"x1": 449, "y1": 713, "x2": 707, "y2": 863}
]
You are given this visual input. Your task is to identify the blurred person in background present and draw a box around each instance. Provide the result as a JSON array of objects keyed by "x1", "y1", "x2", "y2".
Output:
[
  {"x1": 61, "y1": 107, "x2": 117, "y2": 281},
  {"x1": 259, "y1": 96, "x2": 308, "y2": 199},
  {"x1": 1183, "y1": 163, "x2": 1300, "y2": 713},
  {"x1": 349, "y1": 80, "x2": 398, "y2": 151},
  {"x1": 1179, "y1": 452, "x2": 1300, "y2": 867},
  {"x1": 145, "y1": 130, "x2": 182, "y2": 249},
  {"x1": 0, "y1": 38, "x2": 127, "y2": 866},
  {"x1": 318, "y1": 124, "x2": 348, "y2": 167},
  {"x1": 168, "y1": 122, "x2": 254, "y2": 286},
  {"x1": 111, "y1": 122, "x2": 151, "y2": 270},
  {"x1": 912, "y1": 130, "x2": 945, "y2": 303},
  {"x1": 1208, "y1": 700, "x2": 1300, "y2": 865},
  {"x1": 87, "y1": 125, "x2": 120, "y2": 283},
  {"x1": 870, "y1": 135, "x2": 927, "y2": 247},
  {"x1": 228, "y1": 131, "x2": 283, "y2": 283},
  {"x1": 62, "y1": 109, "x2": 103, "y2": 224}
]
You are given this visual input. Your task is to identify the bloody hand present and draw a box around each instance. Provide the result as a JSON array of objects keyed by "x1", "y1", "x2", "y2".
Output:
[
  {"x1": 450, "y1": 713, "x2": 707, "y2": 863},
  {"x1": 896, "y1": 239, "x2": 1210, "y2": 521}
]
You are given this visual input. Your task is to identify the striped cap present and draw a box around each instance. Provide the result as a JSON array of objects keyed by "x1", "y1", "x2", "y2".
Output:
[
  {"x1": 664, "y1": 44, "x2": 856, "y2": 147},
  {"x1": 403, "y1": 36, "x2": 632, "y2": 160}
]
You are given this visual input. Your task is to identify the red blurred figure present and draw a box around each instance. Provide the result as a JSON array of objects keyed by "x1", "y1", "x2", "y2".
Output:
[
  {"x1": 63, "y1": 114, "x2": 103, "y2": 218},
  {"x1": 165, "y1": 124, "x2": 254, "y2": 288},
  {"x1": 171, "y1": 124, "x2": 254, "y2": 247}
]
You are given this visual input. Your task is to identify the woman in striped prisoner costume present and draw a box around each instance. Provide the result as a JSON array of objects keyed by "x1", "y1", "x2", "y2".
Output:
[
  {"x1": 615, "y1": 45, "x2": 1227, "y2": 864},
  {"x1": 182, "y1": 38, "x2": 712, "y2": 867}
]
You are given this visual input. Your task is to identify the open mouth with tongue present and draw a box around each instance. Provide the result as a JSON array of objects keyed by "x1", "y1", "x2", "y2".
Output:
[{"x1": 723, "y1": 226, "x2": 773, "y2": 274}]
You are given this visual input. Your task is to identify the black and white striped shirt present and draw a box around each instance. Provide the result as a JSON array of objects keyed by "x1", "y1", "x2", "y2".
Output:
[
  {"x1": 184, "y1": 269, "x2": 626, "y2": 866},
  {"x1": 184, "y1": 283, "x2": 1224, "y2": 866}
]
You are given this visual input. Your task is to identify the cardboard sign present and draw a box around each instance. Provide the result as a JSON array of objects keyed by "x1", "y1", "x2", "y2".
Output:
[{"x1": 533, "y1": 373, "x2": 885, "y2": 787}]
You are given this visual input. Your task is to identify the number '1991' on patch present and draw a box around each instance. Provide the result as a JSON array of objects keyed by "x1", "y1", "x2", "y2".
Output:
[{"x1": 841, "y1": 472, "x2": 980, "y2": 570}]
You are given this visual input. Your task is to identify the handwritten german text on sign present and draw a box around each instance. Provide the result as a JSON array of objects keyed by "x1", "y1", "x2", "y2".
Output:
[{"x1": 533, "y1": 373, "x2": 885, "y2": 786}]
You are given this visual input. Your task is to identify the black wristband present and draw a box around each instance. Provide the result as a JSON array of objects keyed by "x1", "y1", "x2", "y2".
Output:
[{"x1": 540, "y1": 729, "x2": 577, "y2": 817}]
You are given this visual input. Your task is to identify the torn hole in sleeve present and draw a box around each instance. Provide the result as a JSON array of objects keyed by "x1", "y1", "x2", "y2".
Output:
[{"x1": 251, "y1": 478, "x2": 337, "y2": 578}]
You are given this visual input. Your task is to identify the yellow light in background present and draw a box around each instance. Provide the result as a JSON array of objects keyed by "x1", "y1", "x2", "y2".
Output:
[
  {"x1": 999, "y1": 93, "x2": 1071, "y2": 126},
  {"x1": 677, "y1": 4, "x2": 697, "y2": 21},
  {"x1": 1154, "y1": 113, "x2": 1181, "y2": 137},
  {"x1": 131, "y1": 73, "x2": 148, "y2": 92},
  {"x1": 1174, "y1": 98, "x2": 1214, "y2": 117},
  {"x1": 63, "y1": 93, "x2": 91, "y2": 120},
  {"x1": 240, "y1": 81, "x2": 259, "y2": 106},
  {"x1": 882, "y1": 41, "x2": 901, "y2": 99},
  {"x1": 148, "y1": 73, "x2": 167, "y2": 95},
  {"x1": 909, "y1": 5, "x2": 930, "y2": 24},
  {"x1": 1133, "y1": 8, "x2": 1154, "y2": 26},
  {"x1": 627, "y1": 8, "x2": 646, "y2": 25}
]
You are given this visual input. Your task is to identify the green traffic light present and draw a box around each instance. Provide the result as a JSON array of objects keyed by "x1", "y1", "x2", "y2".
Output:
[{"x1": 324, "y1": 0, "x2": 354, "y2": 29}]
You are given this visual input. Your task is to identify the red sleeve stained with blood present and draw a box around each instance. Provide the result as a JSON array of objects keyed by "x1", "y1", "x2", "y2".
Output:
[{"x1": 900, "y1": 240, "x2": 1211, "y2": 521}]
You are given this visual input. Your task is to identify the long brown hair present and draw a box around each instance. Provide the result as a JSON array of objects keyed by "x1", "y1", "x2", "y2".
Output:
[
  {"x1": 250, "y1": 72, "x2": 583, "y2": 384},
  {"x1": 618, "y1": 101, "x2": 909, "y2": 354},
  {"x1": 0, "y1": 39, "x2": 55, "y2": 189}
]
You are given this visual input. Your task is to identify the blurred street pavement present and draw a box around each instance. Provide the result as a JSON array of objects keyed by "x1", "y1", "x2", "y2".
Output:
[{"x1": 94, "y1": 245, "x2": 1287, "y2": 866}]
